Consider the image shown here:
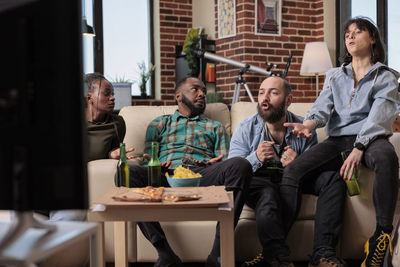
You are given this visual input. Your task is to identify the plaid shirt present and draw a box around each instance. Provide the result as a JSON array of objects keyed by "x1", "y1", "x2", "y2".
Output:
[{"x1": 144, "y1": 110, "x2": 230, "y2": 169}]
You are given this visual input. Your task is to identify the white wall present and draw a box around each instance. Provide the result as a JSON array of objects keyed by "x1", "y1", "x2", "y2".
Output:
[{"x1": 324, "y1": 0, "x2": 337, "y2": 66}]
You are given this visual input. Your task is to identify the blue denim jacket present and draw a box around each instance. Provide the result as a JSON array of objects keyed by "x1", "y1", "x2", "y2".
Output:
[
  {"x1": 229, "y1": 111, "x2": 317, "y2": 173},
  {"x1": 305, "y1": 62, "x2": 400, "y2": 146}
]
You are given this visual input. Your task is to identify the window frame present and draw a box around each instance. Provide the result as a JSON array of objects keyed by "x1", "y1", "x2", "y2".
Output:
[{"x1": 92, "y1": 0, "x2": 155, "y2": 99}]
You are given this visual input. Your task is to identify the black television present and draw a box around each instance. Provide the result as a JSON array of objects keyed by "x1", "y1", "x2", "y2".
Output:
[{"x1": 0, "y1": 0, "x2": 87, "y2": 213}]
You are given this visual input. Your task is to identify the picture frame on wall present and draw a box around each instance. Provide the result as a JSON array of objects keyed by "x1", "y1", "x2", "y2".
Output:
[
  {"x1": 255, "y1": 0, "x2": 282, "y2": 36},
  {"x1": 218, "y1": 0, "x2": 236, "y2": 39}
]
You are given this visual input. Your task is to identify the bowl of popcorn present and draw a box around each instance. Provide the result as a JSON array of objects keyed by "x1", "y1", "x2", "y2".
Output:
[{"x1": 165, "y1": 166, "x2": 202, "y2": 187}]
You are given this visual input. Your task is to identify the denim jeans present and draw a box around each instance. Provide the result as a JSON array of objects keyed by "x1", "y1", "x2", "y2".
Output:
[{"x1": 280, "y1": 136, "x2": 399, "y2": 255}]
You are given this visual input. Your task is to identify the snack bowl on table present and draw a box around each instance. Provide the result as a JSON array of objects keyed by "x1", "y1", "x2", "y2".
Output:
[
  {"x1": 166, "y1": 176, "x2": 201, "y2": 187},
  {"x1": 165, "y1": 166, "x2": 202, "y2": 187}
]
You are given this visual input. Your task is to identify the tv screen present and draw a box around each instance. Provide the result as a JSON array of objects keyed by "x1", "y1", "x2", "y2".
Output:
[{"x1": 0, "y1": 0, "x2": 88, "y2": 211}]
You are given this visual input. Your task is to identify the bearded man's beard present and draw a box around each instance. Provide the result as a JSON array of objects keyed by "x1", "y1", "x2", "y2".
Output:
[
  {"x1": 257, "y1": 100, "x2": 286, "y2": 123},
  {"x1": 181, "y1": 94, "x2": 206, "y2": 116}
]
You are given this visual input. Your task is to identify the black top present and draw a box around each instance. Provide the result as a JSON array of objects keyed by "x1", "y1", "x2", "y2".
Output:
[{"x1": 87, "y1": 113, "x2": 126, "y2": 161}]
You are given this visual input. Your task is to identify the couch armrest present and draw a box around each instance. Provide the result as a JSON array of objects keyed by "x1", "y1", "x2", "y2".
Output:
[{"x1": 88, "y1": 159, "x2": 118, "y2": 204}]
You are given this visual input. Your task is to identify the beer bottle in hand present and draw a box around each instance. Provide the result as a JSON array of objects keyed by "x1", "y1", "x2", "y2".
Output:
[
  {"x1": 341, "y1": 152, "x2": 360, "y2": 196},
  {"x1": 117, "y1": 143, "x2": 130, "y2": 187},
  {"x1": 148, "y1": 141, "x2": 161, "y2": 187}
]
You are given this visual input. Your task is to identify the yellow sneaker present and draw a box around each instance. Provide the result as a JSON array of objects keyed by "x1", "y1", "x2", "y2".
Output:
[{"x1": 361, "y1": 230, "x2": 393, "y2": 267}]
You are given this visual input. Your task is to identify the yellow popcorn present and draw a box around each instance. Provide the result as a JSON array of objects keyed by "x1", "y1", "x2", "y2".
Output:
[{"x1": 169, "y1": 165, "x2": 201, "y2": 178}]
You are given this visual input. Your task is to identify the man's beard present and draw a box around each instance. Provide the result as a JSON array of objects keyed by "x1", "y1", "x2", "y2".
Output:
[
  {"x1": 257, "y1": 100, "x2": 286, "y2": 123},
  {"x1": 181, "y1": 94, "x2": 206, "y2": 116}
]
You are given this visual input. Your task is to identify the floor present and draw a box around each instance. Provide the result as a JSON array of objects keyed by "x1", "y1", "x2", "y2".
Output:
[{"x1": 105, "y1": 194, "x2": 400, "y2": 267}]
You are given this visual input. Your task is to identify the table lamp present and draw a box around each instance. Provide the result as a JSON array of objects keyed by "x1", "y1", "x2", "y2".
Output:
[{"x1": 300, "y1": 42, "x2": 333, "y2": 96}]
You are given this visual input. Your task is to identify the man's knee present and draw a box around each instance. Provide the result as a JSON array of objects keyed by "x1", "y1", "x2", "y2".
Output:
[{"x1": 226, "y1": 157, "x2": 252, "y2": 172}]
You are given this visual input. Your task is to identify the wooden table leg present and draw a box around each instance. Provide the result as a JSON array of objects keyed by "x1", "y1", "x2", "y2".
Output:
[
  {"x1": 219, "y1": 212, "x2": 235, "y2": 267},
  {"x1": 90, "y1": 222, "x2": 101, "y2": 267},
  {"x1": 114, "y1": 221, "x2": 128, "y2": 267},
  {"x1": 93, "y1": 222, "x2": 105, "y2": 267}
]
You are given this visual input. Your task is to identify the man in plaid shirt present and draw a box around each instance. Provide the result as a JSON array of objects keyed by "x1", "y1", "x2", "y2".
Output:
[{"x1": 122, "y1": 77, "x2": 252, "y2": 267}]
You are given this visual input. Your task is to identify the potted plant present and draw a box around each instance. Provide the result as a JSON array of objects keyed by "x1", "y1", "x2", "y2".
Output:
[
  {"x1": 137, "y1": 61, "x2": 156, "y2": 97},
  {"x1": 183, "y1": 33, "x2": 207, "y2": 77},
  {"x1": 110, "y1": 75, "x2": 133, "y2": 109}
]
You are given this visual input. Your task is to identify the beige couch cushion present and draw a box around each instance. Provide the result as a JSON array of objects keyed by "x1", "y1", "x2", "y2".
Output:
[{"x1": 119, "y1": 103, "x2": 231, "y2": 158}]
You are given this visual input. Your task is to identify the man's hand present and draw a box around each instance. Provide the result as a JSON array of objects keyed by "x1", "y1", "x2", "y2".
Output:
[
  {"x1": 143, "y1": 154, "x2": 172, "y2": 169},
  {"x1": 340, "y1": 148, "x2": 363, "y2": 180},
  {"x1": 280, "y1": 146, "x2": 297, "y2": 167},
  {"x1": 110, "y1": 147, "x2": 136, "y2": 160},
  {"x1": 193, "y1": 155, "x2": 224, "y2": 166},
  {"x1": 256, "y1": 141, "x2": 275, "y2": 162},
  {"x1": 284, "y1": 120, "x2": 315, "y2": 138}
]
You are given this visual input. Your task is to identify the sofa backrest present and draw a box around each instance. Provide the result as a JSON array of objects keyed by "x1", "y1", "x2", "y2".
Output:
[
  {"x1": 230, "y1": 102, "x2": 327, "y2": 143},
  {"x1": 119, "y1": 101, "x2": 327, "y2": 156},
  {"x1": 119, "y1": 103, "x2": 231, "y2": 156}
]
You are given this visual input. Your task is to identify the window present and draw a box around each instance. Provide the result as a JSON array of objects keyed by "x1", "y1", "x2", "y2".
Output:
[
  {"x1": 84, "y1": 0, "x2": 154, "y2": 97},
  {"x1": 82, "y1": 0, "x2": 95, "y2": 74},
  {"x1": 387, "y1": 0, "x2": 400, "y2": 72}
]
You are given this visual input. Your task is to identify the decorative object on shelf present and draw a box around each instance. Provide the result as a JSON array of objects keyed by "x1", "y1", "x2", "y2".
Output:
[
  {"x1": 300, "y1": 41, "x2": 333, "y2": 96},
  {"x1": 255, "y1": 0, "x2": 282, "y2": 36},
  {"x1": 137, "y1": 61, "x2": 156, "y2": 97},
  {"x1": 183, "y1": 30, "x2": 207, "y2": 77},
  {"x1": 218, "y1": 0, "x2": 236, "y2": 39},
  {"x1": 205, "y1": 63, "x2": 216, "y2": 82}
]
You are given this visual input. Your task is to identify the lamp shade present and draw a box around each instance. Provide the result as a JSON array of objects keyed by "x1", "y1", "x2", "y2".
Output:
[
  {"x1": 300, "y1": 42, "x2": 332, "y2": 76},
  {"x1": 82, "y1": 17, "x2": 95, "y2": 37}
]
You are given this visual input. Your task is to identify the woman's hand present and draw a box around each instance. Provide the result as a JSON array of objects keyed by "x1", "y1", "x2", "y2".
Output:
[
  {"x1": 110, "y1": 147, "x2": 136, "y2": 160},
  {"x1": 284, "y1": 120, "x2": 315, "y2": 138},
  {"x1": 340, "y1": 148, "x2": 363, "y2": 180}
]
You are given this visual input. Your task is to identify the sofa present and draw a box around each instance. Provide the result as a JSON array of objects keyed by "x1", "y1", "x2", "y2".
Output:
[{"x1": 88, "y1": 101, "x2": 400, "y2": 264}]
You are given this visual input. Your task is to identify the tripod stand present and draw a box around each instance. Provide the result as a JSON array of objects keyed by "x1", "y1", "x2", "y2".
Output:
[{"x1": 232, "y1": 64, "x2": 255, "y2": 104}]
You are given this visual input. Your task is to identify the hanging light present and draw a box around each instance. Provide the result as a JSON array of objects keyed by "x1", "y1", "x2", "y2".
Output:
[
  {"x1": 82, "y1": 0, "x2": 95, "y2": 37},
  {"x1": 82, "y1": 17, "x2": 95, "y2": 37}
]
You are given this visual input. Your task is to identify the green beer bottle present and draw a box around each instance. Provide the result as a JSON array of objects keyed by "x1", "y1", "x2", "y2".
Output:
[
  {"x1": 117, "y1": 143, "x2": 130, "y2": 187},
  {"x1": 148, "y1": 141, "x2": 161, "y2": 187},
  {"x1": 341, "y1": 152, "x2": 360, "y2": 196}
]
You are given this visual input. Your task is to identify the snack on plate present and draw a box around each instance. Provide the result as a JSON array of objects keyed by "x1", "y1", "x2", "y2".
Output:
[
  {"x1": 165, "y1": 165, "x2": 202, "y2": 178},
  {"x1": 132, "y1": 186, "x2": 164, "y2": 200}
]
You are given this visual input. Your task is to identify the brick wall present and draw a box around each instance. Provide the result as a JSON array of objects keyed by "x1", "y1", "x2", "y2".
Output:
[
  {"x1": 215, "y1": 0, "x2": 325, "y2": 103},
  {"x1": 136, "y1": 0, "x2": 325, "y2": 106}
]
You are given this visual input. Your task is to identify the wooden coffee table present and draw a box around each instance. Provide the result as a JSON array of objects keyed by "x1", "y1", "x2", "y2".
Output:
[{"x1": 88, "y1": 185, "x2": 234, "y2": 267}]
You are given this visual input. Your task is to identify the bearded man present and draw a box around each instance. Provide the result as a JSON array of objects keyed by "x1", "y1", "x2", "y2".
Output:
[
  {"x1": 120, "y1": 77, "x2": 252, "y2": 267},
  {"x1": 230, "y1": 77, "x2": 347, "y2": 267}
]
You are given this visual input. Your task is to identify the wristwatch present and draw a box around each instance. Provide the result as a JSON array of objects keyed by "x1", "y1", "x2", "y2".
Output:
[{"x1": 354, "y1": 142, "x2": 366, "y2": 151}]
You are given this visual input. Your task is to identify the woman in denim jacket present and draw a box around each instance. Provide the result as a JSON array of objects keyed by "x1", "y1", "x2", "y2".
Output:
[{"x1": 281, "y1": 17, "x2": 399, "y2": 267}]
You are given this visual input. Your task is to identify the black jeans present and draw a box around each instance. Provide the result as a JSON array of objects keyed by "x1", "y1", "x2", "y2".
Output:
[
  {"x1": 245, "y1": 176, "x2": 290, "y2": 261},
  {"x1": 280, "y1": 136, "x2": 399, "y2": 254},
  {"x1": 117, "y1": 157, "x2": 252, "y2": 257}
]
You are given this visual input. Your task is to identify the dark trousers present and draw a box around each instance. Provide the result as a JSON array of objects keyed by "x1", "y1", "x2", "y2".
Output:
[
  {"x1": 280, "y1": 136, "x2": 399, "y2": 254},
  {"x1": 120, "y1": 157, "x2": 252, "y2": 257},
  {"x1": 246, "y1": 176, "x2": 290, "y2": 261}
]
